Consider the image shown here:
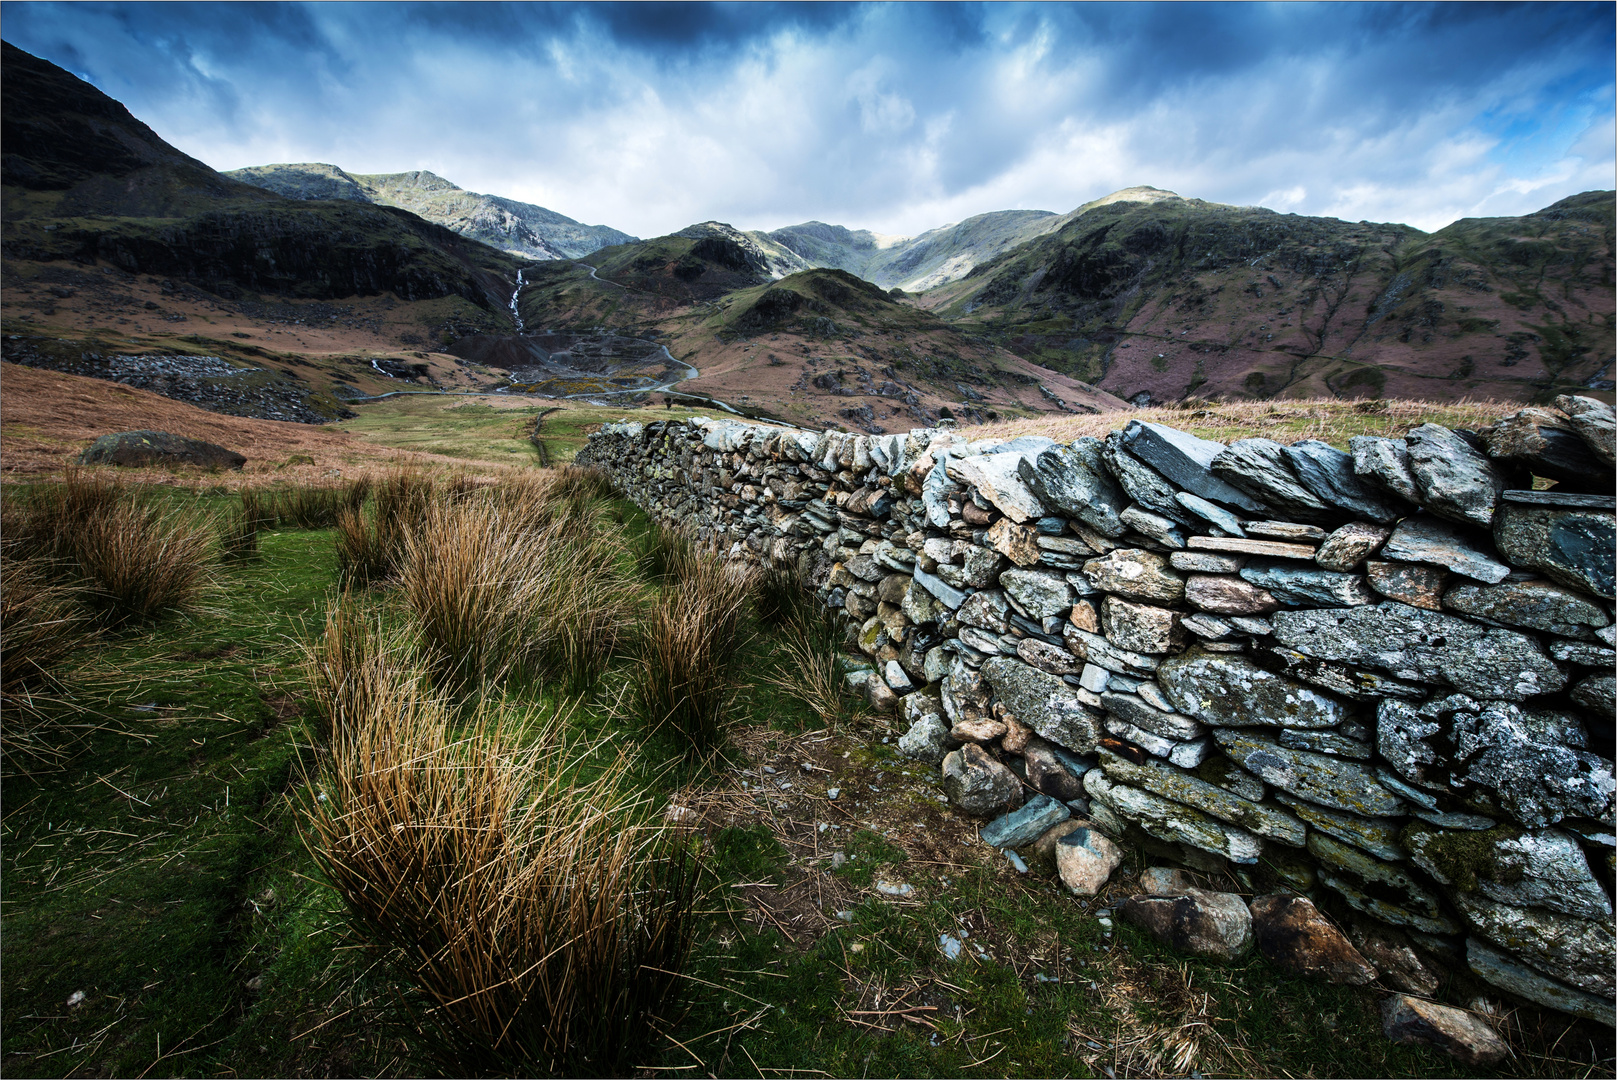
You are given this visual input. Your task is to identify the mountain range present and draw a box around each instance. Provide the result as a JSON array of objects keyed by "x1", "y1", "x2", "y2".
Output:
[
  {"x1": 225, "y1": 162, "x2": 635, "y2": 260},
  {"x1": 2, "y1": 39, "x2": 1611, "y2": 435}
]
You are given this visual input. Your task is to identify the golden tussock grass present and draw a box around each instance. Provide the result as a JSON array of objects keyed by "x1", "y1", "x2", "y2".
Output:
[
  {"x1": 957, "y1": 396, "x2": 1518, "y2": 448},
  {"x1": 303, "y1": 638, "x2": 699, "y2": 1076},
  {"x1": 637, "y1": 546, "x2": 755, "y2": 757}
]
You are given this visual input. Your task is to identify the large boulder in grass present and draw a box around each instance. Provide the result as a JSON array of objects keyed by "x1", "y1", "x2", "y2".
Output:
[{"x1": 79, "y1": 430, "x2": 246, "y2": 470}]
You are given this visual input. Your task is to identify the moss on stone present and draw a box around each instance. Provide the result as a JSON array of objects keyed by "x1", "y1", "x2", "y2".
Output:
[{"x1": 1400, "y1": 821, "x2": 1525, "y2": 892}]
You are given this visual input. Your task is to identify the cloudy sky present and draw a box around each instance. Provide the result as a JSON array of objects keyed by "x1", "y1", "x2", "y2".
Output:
[{"x1": 3, "y1": 2, "x2": 1612, "y2": 239}]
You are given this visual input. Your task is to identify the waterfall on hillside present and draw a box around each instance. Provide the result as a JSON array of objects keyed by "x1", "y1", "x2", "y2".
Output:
[{"x1": 509, "y1": 268, "x2": 527, "y2": 333}]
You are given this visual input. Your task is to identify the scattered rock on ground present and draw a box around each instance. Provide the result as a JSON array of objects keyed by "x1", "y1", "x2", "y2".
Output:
[
  {"x1": 1119, "y1": 887, "x2": 1254, "y2": 961},
  {"x1": 79, "y1": 429, "x2": 246, "y2": 470},
  {"x1": 1249, "y1": 893, "x2": 1377, "y2": 984},
  {"x1": 1380, "y1": 994, "x2": 1508, "y2": 1067}
]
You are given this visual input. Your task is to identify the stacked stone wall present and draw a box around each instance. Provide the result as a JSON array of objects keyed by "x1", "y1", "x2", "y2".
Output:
[{"x1": 577, "y1": 398, "x2": 1617, "y2": 1024}]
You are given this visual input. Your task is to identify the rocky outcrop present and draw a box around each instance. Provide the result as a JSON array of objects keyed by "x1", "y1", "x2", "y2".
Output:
[{"x1": 578, "y1": 399, "x2": 1616, "y2": 1024}]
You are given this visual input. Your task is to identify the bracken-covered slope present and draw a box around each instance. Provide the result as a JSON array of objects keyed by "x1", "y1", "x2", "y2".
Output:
[
  {"x1": 923, "y1": 188, "x2": 1614, "y2": 406},
  {"x1": 2, "y1": 43, "x2": 521, "y2": 309}
]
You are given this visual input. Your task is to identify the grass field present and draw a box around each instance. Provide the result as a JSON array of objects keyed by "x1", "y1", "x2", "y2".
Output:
[{"x1": 1, "y1": 462, "x2": 1609, "y2": 1079}]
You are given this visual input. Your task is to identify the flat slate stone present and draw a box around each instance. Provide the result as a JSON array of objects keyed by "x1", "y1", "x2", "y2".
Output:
[
  {"x1": 1171, "y1": 550, "x2": 1244, "y2": 573},
  {"x1": 1486, "y1": 408, "x2": 1614, "y2": 492},
  {"x1": 999, "y1": 568, "x2": 1074, "y2": 619},
  {"x1": 1284, "y1": 439, "x2": 1408, "y2": 523},
  {"x1": 1244, "y1": 520, "x2": 1329, "y2": 542},
  {"x1": 1175, "y1": 491, "x2": 1245, "y2": 535},
  {"x1": 1212, "y1": 727, "x2": 1405, "y2": 816},
  {"x1": 1100, "y1": 692, "x2": 1204, "y2": 741},
  {"x1": 1211, "y1": 438, "x2": 1336, "y2": 523},
  {"x1": 1271, "y1": 601, "x2": 1567, "y2": 702},
  {"x1": 1404, "y1": 423, "x2": 1505, "y2": 528},
  {"x1": 1019, "y1": 438, "x2": 1129, "y2": 537},
  {"x1": 981, "y1": 793, "x2": 1071, "y2": 849},
  {"x1": 1102, "y1": 431, "x2": 1200, "y2": 526},
  {"x1": 947, "y1": 452, "x2": 1047, "y2": 522},
  {"x1": 1272, "y1": 792, "x2": 1407, "y2": 861},
  {"x1": 1455, "y1": 893, "x2": 1615, "y2": 998},
  {"x1": 1240, "y1": 560, "x2": 1376, "y2": 607},
  {"x1": 1493, "y1": 503, "x2": 1616, "y2": 599},
  {"x1": 1442, "y1": 579, "x2": 1611, "y2": 637},
  {"x1": 1082, "y1": 548, "x2": 1185, "y2": 602},
  {"x1": 1448, "y1": 698, "x2": 1615, "y2": 828},
  {"x1": 1187, "y1": 535, "x2": 1317, "y2": 559},
  {"x1": 1119, "y1": 420, "x2": 1270, "y2": 513},
  {"x1": 1085, "y1": 770, "x2": 1262, "y2": 862},
  {"x1": 1157, "y1": 649, "x2": 1348, "y2": 730},
  {"x1": 1466, "y1": 937, "x2": 1616, "y2": 1027},
  {"x1": 1309, "y1": 832, "x2": 1450, "y2": 922},
  {"x1": 911, "y1": 566, "x2": 967, "y2": 609},
  {"x1": 1366, "y1": 561, "x2": 1449, "y2": 610},
  {"x1": 1380, "y1": 515, "x2": 1509, "y2": 583},
  {"x1": 1100, "y1": 749, "x2": 1306, "y2": 845},
  {"x1": 1254, "y1": 644, "x2": 1428, "y2": 702},
  {"x1": 1063, "y1": 626, "x2": 1161, "y2": 677}
]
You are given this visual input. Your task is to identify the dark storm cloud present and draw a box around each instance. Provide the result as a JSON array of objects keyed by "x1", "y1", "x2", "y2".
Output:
[{"x1": 1, "y1": 2, "x2": 1610, "y2": 238}]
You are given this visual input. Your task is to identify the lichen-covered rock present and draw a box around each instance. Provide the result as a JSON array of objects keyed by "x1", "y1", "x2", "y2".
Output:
[
  {"x1": 999, "y1": 568, "x2": 1074, "y2": 619},
  {"x1": 1380, "y1": 515, "x2": 1509, "y2": 584},
  {"x1": 1404, "y1": 424, "x2": 1505, "y2": 528},
  {"x1": 1119, "y1": 505, "x2": 1187, "y2": 548},
  {"x1": 1157, "y1": 650, "x2": 1348, "y2": 730},
  {"x1": 1365, "y1": 560, "x2": 1450, "y2": 610},
  {"x1": 1056, "y1": 825, "x2": 1123, "y2": 895},
  {"x1": 947, "y1": 452, "x2": 1047, "y2": 523},
  {"x1": 941, "y1": 743, "x2": 1021, "y2": 818},
  {"x1": 981, "y1": 656, "x2": 1101, "y2": 754},
  {"x1": 1555, "y1": 394, "x2": 1616, "y2": 469},
  {"x1": 956, "y1": 589, "x2": 1009, "y2": 633},
  {"x1": 1485, "y1": 407, "x2": 1613, "y2": 492},
  {"x1": 1308, "y1": 832, "x2": 1452, "y2": 927},
  {"x1": 1255, "y1": 645, "x2": 1428, "y2": 702},
  {"x1": 1120, "y1": 888, "x2": 1254, "y2": 961},
  {"x1": 1284, "y1": 440, "x2": 1407, "y2": 524},
  {"x1": 985, "y1": 517, "x2": 1041, "y2": 566},
  {"x1": 1240, "y1": 560, "x2": 1376, "y2": 607},
  {"x1": 1085, "y1": 770, "x2": 1262, "y2": 862},
  {"x1": 1099, "y1": 749, "x2": 1305, "y2": 845},
  {"x1": 901, "y1": 578, "x2": 947, "y2": 625},
  {"x1": 1100, "y1": 596, "x2": 1185, "y2": 654},
  {"x1": 1018, "y1": 438, "x2": 1128, "y2": 537},
  {"x1": 1101, "y1": 692, "x2": 1204, "y2": 742},
  {"x1": 1082, "y1": 548, "x2": 1185, "y2": 602},
  {"x1": 1273, "y1": 792, "x2": 1406, "y2": 860},
  {"x1": 898, "y1": 712, "x2": 951, "y2": 764},
  {"x1": 1184, "y1": 574, "x2": 1280, "y2": 615},
  {"x1": 1493, "y1": 503, "x2": 1616, "y2": 599},
  {"x1": 1271, "y1": 601, "x2": 1567, "y2": 701},
  {"x1": 1315, "y1": 521, "x2": 1391, "y2": 572},
  {"x1": 1062, "y1": 626, "x2": 1161, "y2": 677},
  {"x1": 1572, "y1": 673, "x2": 1616, "y2": 715},
  {"x1": 1015, "y1": 637, "x2": 1082, "y2": 676},
  {"x1": 1380, "y1": 995, "x2": 1507, "y2": 1067},
  {"x1": 1406, "y1": 825, "x2": 1612, "y2": 922},
  {"x1": 1448, "y1": 700, "x2": 1615, "y2": 828},
  {"x1": 79, "y1": 429, "x2": 246, "y2": 470},
  {"x1": 1351, "y1": 435, "x2": 1421, "y2": 503},
  {"x1": 1211, "y1": 438, "x2": 1336, "y2": 524},
  {"x1": 937, "y1": 545, "x2": 1006, "y2": 590},
  {"x1": 1250, "y1": 893, "x2": 1377, "y2": 984},
  {"x1": 1376, "y1": 698, "x2": 1447, "y2": 791},
  {"x1": 941, "y1": 658, "x2": 991, "y2": 724},
  {"x1": 1213, "y1": 728, "x2": 1404, "y2": 816},
  {"x1": 1454, "y1": 892, "x2": 1615, "y2": 998},
  {"x1": 1466, "y1": 937, "x2": 1616, "y2": 1026}
]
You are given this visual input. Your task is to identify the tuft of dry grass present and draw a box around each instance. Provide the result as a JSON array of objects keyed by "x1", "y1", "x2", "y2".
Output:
[
  {"x1": 395, "y1": 480, "x2": 633, "y2": 693},
  {"x1": 956, "y1": 396, "x2": 1517, "y2": 449},
  {"x1": 8, "y1": 467, "x2": 126, "y2": 561},
  {"x1": 0, "y1": 552, "x2": 94, "y2": 697},
  {"x1": 277, "y1": 478, "x2": 373, "y2": 530},
  {"x1": 70, "y1": 500, "x2": 217, "y2": 624},
  {"x1": 638, "y1": 549, "x2": 755, "y2": 757},
  {"x1": 761, "y1": 614, "x2": 866, "y2": 730},
  {"x1": 1068, "y1": 956, "x2": 1262, "y2": 1079},
  {"x1": 304, "y1": 654, "x2": 699, "y2": 1076}
]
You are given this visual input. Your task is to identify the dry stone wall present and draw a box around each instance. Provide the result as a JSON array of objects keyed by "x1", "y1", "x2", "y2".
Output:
[{"x1": 578, "y1": 398, "x2": 1617, "y2": 1025}]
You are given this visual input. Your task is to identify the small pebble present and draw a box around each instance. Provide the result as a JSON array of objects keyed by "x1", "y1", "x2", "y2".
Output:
[{"x1": 827, "y1": 787, "x2": 840, "y2": 800}]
